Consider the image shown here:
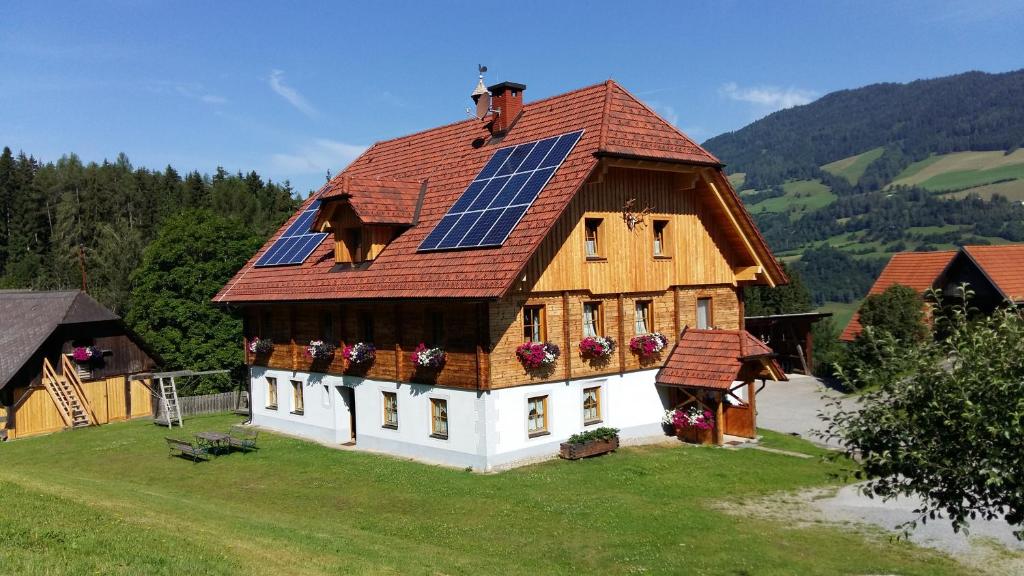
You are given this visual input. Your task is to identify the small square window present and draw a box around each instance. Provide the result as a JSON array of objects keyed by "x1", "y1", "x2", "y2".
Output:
[
  {"x1": 583, "y1": 387, "x2": 601, "y2": 424},
  {"x1": 527, "y1": 395, "x2": 548, "y2": 436},
  {"x1": 382, "y1": 391, "x2": 398, "y2": 429},
  {"x1": 291, "y1": 380, "x2": 304, "y2": 415},
  {"x1": 266, "y1": 377, "x2": 278, "y2": 409},
  {"x1": 584, "y1": 218, "x2": 602, "y2": 258},
  {"x1": 430, "y1": 398, "x2": 448, "y2": 439},
  {"x1": 523, "y1": 305, "x2": 546, "y2": 343},
  {"x1": 635, "y1": 301, "x2": 653, "y2": 334}
]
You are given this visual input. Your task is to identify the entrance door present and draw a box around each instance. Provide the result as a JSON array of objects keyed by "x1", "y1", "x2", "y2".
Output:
[
  {"x1": 721, "y1": 382, "x2": 756, "y2": 439},
  {"x1": 337, "y1": 387, "x2": 357, "y2": 444}
]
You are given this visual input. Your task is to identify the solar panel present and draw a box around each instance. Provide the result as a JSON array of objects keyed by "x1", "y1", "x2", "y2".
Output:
[
  {"x1": 254, "y1": 200, "x2": 329, "y2": 267},
  {"x1": 418, "y1": 129, "x2": 584, "y2": 252}
]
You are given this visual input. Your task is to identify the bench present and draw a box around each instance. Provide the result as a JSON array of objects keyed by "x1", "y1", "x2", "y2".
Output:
[
  {"x1": 166, "y1": 437, "x2": 209, "y2": 462},
  {"x1": 227, "y1": 425, "x2": 258, "y2": 453}
]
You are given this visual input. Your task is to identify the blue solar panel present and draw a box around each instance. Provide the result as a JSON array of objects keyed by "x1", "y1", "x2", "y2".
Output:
[
  {"x1": 418, "y1": 129, "x2": 583, "y2": 252},
  {"x1": 254, "y1": 200, "x2": 329, "y2": 267}
]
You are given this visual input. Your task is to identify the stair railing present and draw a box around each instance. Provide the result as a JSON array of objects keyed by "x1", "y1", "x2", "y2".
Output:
[
  {"x1": 60, "y1": 355, "x2": 99, "y2": 425},
  {"x1": 41, "y1": 358, "x2": 74, "y2": 427}
]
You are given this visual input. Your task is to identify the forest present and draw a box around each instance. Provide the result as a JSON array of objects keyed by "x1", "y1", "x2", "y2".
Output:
[{"x1": 0, "y1": 146, "x2": 299, "y2": 391}]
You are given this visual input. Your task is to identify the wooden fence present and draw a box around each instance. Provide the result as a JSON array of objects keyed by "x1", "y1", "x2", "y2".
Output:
[{"x1": 153, "y1": 391, "x2": 249, "y2": 421}]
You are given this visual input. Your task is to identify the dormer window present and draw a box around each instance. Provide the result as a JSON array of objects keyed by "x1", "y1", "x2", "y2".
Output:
[
  {"x1": 344, "y1": 228, "x2": 363, "y2": 263},
  {"x1": 584, "y1": 218, "x2": 602, "y2": 258}
]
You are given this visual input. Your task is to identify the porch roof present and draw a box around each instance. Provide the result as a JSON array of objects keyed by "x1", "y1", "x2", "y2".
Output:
[{"x1": 655, "y1": 328, "x2": 787, "y2": 390}]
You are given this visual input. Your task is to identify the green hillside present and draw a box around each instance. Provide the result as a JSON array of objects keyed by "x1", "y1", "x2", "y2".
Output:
[{"x1": 821, "y1": 147, "x2": 885, "y2": 184}]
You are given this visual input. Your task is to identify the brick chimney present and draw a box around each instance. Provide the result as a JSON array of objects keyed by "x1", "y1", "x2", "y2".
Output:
[{"x1": 487, "y1": 81, "x2": 526, "y2": 135}]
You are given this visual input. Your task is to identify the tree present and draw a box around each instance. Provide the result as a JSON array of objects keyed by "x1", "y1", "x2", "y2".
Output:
[
  {"x1": 857, "y1": 284, "x2": 928, "y2": 343},
  {"x1": 126, "y1": 209, "x2": 261, "y2": 393},
  {"x1": 825, "y1": 291, "x2": 1024, "y2": 539},
  {"x1": 744, "y1": 262, "x2": 812, "y2": 316}
]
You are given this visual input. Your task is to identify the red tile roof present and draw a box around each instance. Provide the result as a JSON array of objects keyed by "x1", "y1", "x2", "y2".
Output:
[
  {"x1": 963, "y1": 244, "x2": 1024, "y2": 303},
  {"x1": 840, "y1": 251, "x2": 957, "y2": 341},
  {"x1": 656, "y1": 329, "x2": 786, "y2": 390},
  {"x1": 215, "y1": 80, "x2": 778, "y2": 303},
  {"x1": 320, "y1": 176, "x2": 423, "y2": 225}
]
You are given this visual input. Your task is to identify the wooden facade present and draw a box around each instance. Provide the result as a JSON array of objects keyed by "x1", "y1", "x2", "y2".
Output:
[{"x1": 242, "y1": 167, "x2": 767, "y2": 393}]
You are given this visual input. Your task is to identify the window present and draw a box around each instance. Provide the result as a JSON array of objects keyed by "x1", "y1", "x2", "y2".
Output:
[
  {"x1": 582, "y1": 302, "x2": 602, "y2": 338},
  {"x1": 583, "y1": 387, "x2": 601, "y2": 424},
  {"x1": 430, "y1": 398, "x2": 448, "y2": 439},
  {"x1": 345, "y1": 228, "x2": 363, "y2": 263},
  {"x1": 361, "y1": 312, "x2": 374, "y2": 343},
  {"x1": 429, "y1": 311, "x2": 444, "y2": 346},
  {"x1": 266, "y1": 377, "x2": 278, "y2": 409},
  {"x1": 527, "y1": 395, "x2": 548, "y2": 436},
  {"x1": 382, "y1": 391, "x2": 398, "y2": 429},
  {"x1": 291, "y1": 380, "x2": 304, "y2": 414},
  {"x1": 697, "y1": 298, "x2": 713, "y2": 329},
  {"x1": 523, "y1": 305, "x2": 546, "y2": 342},
  {"x1": 635, "y1": 300, "x2": 653, "y2": 334},
  {"x1": 584, "y1": 218, "x2": 602, "y2": 258},
  {"x1": 653, "y1": 220, "x2": 668, "y2": 256}
]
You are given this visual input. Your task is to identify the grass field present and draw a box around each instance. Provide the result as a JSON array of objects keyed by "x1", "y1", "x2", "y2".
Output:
[
  {"x1": 821, "y1": 146, "x2": 885, "y2": 184},
  {"x1": 817, "y1": 300, "x2": 861, "y2": 333},
  {"x1": 727, "y1": 171, "x2": 746, "y2": 190},
  {"x1": 942, "y1": 178, "x2": 1024, "y2": 201},
  {"x1": 0, "y1": 414, "x2": 969, "y2": 575},
  {"x1": 889, "y1": 149, "x2": 1024, "y2": 191},
  {"x1": 748, "y1": 179, "x2": 836, "y2": 216}
]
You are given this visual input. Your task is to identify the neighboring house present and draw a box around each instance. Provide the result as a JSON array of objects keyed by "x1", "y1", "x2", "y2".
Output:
[
  {"x1": 0, "y1": 290, "x2": 159, "y2": 440},
  {"x1": 215, "y1": 77, "x2": 788, "y2": 470},
  {"x1": 841, "y1": 245, "x2": 1024, "y2": 341}
]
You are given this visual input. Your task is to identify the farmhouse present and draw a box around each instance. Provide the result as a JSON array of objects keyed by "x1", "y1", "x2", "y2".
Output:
[
  {"x1": 215, "y1": 77, "x2": 788, "y2": 470},
  {"x1": 841, "y1": 244, "x2": 1024, "y2": 341},
  {"x1": 0, "y1": 290, "x2": 158, "y2": 440}
]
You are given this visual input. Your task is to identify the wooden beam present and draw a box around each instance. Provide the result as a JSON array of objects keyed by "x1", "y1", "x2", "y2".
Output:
[
  {"x1": 562, "y1": 292, "x2": 572, "y2": 381},
  {"x1": 714, "y1": 393, "x2": 725, "y2": 445},
  {"x1": 604, "y1": 157, "x2": 701, "y2": 175},
  {"x1": 289, "y1": 305, "x2": 298, "y2": 371},
  {"x1": 393, "y1": 303, "x2": 403, "y2": 382},
  {"x1": 733, "y1": 265, "x2": 762, "y2": 282},
  {"x1": 705, "y1": 173, "x2": 775, "y2": 287},
  {"x1": 617, "y1": 293, "x2": 626, "y2": 375},
  {"x1": 673, "y1": 286, "x2": 681, "y2": 338}
]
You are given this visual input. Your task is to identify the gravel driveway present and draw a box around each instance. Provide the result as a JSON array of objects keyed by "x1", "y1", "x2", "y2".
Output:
[{"x1": 755, "y1": 373, "x2": 1024, "y2": 571}]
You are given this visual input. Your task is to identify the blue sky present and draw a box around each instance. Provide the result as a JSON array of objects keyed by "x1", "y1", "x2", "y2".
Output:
[{"x1": 2, "y1": 1, "x2": 1022, "y2": 195}]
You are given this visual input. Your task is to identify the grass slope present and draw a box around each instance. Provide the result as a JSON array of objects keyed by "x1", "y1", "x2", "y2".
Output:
[
  {"x1": 821, "y1": 146, "x2": 886, "y2": 184},
  {"x1": 747, "y1": 179, "x2": 836, "y2": 217},
  {"x1": 890, "y1": 149, "x2": 1024, "y2": 190},
  {"x1": 0, "y1": 414, "x2": 967, "y2": 576}
]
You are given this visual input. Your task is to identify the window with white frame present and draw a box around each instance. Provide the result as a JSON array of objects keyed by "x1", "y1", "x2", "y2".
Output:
[
  {"x1": 583, "y1": 387, "x2": 601, "y2": 424},
  {"x1": 382, "y1": 391, "x2": 398, "y2": 429},
  {"x1": 430, "y1": 398, "x2": 448, "y2": 439}
]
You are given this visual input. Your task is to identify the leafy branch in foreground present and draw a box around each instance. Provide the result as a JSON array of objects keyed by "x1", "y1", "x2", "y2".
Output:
[{"x1": 822, "y1": 287, "x2": 1024, "y2": 539}]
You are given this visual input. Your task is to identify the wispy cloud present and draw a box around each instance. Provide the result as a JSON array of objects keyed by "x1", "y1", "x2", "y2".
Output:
[
  {"x1": 270, "y1": 138, "x2": 367, "y2": 177},
  {"x1": 269, "y1": 69, "x2": 317, "y2": 117},
  {"x1": 172, "y1": 83, "x2": 227, "y2": 105},
  {"x1": 719, "y1": 82, "x2": 818, "y2": 111}
]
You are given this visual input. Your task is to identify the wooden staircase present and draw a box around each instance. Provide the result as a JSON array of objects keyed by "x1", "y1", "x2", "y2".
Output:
[{"x1": 41, "y1": 356, "x2": 99, "y2": 430}]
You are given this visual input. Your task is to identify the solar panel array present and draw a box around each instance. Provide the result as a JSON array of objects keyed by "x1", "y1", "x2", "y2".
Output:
[
  {"x1": 418, "y1": 129, "x2": 584, "y2": 252},
  {"x1": 253, "y1": 200, "x2": 329, "y2": 267}
]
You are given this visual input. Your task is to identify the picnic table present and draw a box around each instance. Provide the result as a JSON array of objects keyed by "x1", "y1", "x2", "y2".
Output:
[{"x1": 195, "y1": 431, "x2": 231, "y2": 455}]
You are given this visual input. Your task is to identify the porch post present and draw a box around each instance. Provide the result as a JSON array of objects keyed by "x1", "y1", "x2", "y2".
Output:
[
  {"x1": 747, "y1": 379, "x2": 757, "y2": 434},
  {"x1": 714, "y1": 392, "x2": 725, "y2": 445}
]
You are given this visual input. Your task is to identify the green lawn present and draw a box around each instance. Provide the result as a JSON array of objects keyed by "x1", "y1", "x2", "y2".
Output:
[
  {"x1": 821, "y1": 146, "x2": 886, "y2": 185},
  {"x1": 0, "y1": 414, "x2": 969, "y2": 575},
  {"x1": 817, "y1": 300, "x2": 861, "y2": 332}
]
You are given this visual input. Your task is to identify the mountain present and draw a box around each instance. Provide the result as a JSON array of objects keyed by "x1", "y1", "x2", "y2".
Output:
[
  {"x1": 704, "y1": 69, "x2": 1024, "y2": 191},
  {"x1": 701, "y1": 69, "x2": 1024, "y2": 324}
]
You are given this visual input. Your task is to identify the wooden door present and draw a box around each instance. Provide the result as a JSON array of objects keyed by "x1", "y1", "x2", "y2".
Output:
[{"x1": 721, "y1": 382, "x2": 756, "y2": 439}]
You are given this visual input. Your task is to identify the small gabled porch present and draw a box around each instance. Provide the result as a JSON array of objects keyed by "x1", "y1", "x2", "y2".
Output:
[{"x1": 655, "y1": 328, "x2": 787, "y2": 445}]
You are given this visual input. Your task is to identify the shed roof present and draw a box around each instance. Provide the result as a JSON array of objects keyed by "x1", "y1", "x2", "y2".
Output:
[
  {"x1": 840, "y1": 251, "x2": 957, "y2": 341},
  {"x1": 0, "y1": 291, "x2": 118, "y2": 389},
  {"x1": 215, "y1": 80, "x2": 784, "y2": 303},
  {"x1": 656, "y1": 328, "x2": 786, "y2": 390}
]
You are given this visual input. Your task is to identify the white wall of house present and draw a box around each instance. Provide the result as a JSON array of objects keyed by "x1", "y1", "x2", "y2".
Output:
[{"x1": 248, "y1": 367, "x2": 669, "y2": 472}]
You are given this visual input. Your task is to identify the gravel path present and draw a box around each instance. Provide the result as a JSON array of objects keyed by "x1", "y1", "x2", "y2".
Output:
[{"x1": 756, "y1": 374, "x2": 1024, "y2": 571}]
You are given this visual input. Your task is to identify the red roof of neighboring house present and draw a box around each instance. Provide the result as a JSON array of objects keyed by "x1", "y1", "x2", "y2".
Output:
[
  {"x1": 840, "y1": 250, "x2": 957, "y2": 341},
  {"x1": 215, "y1": 80, "x2": 781, "y2": 303},
  {"x1": 319, "y1": 176, "x2": 423, "y2": 225},
  {"x1": 656, "y1": 329, "x2": 786, "y2": 390},
  {"x1": 963, "y1": 244, "x2": 1024, "y2": 303}
]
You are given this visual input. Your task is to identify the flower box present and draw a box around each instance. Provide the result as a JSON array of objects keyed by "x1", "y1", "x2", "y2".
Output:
[
  {"x1": 578, "y1": 336, "x2": 615, "y2": 360},
  {"x1": 677, "y1": 426, "x2": 715, "y2": 445},
  {"x1": 342, "y1": 342, "x2": 376, "y2": 368},
  {"x1": 248, "y1": 337, "x2": 274, "y2": 356},
  {"x1": 560, "y1": 436, "x2": 620, "y2": 460},
  {"x1": 306, "y1": 340, "x2": 336, "y2": 361},
  {"x1": 516, "y1": 341, "x2": 560, "y2": 370},
  {"x1": 629, "y1": 332, "x2": 668, "y2": 358},
  {"x1": 411, "y1": 343, "x2": 446, "y2": 370},
  {"x1": 72, "y1": 345, "x2": 101, "y2": 364}
]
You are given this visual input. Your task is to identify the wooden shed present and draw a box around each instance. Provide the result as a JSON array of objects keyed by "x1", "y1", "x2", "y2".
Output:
[{"x1": 0, "y1": 290, "x2": 160, "y2": 440}]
